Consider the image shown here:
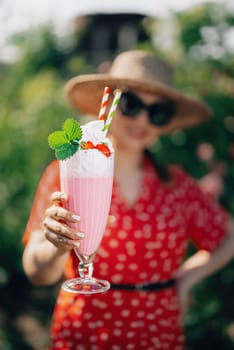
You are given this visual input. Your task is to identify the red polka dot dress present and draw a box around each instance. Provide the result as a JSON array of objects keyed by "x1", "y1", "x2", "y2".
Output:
[{"x1": 23, "y1": 159, "x2": 229, "y2": 350}]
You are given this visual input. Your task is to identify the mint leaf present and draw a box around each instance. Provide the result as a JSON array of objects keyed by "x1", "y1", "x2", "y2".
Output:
[
  {"x1": 62, "y1": 118, "x2": 82, "y2": 141},
  {"x1": 55, "y1": 143, "x2": 79, "y2": 160},
  {"x1": 48, "y1": 131, "x2": 68, "y2": 149},
  {"x1": 48, "y1": 118, "x2": 83, "y2": 160}
]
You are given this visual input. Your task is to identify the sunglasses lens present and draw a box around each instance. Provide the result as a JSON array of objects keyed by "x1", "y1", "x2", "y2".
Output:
[
  {"x1": 119, "y1": 93, "x2": 142, "y2": 116},
  {"x1": 119, "y1": 92, "x2": 175, "y2": 127},
  {"x1": 150, "y1": 102, "x2": 175, "y2": 126}
]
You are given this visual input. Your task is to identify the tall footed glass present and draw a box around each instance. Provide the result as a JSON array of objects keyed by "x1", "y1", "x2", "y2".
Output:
[{"x1": 60, "y1": 148, "x2": 114, "y2": 294}]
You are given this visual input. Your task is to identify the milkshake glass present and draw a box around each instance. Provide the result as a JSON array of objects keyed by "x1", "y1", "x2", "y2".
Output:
[{"x1": 59, "y1": 120, "x2": 114, "y2": 294}]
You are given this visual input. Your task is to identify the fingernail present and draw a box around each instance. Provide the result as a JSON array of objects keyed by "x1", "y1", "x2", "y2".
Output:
[
  {"x1": 72, "y1": 214, "x2": 81, "y2": 221},
  {"x1": 73, "y1": 241, "x2": 80, "y2": 248},
  {"x1": 61, "y1": 194, "x2": 67, "y2": 201},
  {"x1": 75, "y1": 232, "x2": 85, "y2": 239}
]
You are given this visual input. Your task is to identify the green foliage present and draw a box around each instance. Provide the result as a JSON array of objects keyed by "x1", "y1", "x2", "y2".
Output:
[
  {"x1": 10, "y1": 24, "x2": 70, "y2": 77},
  {"x1": 0, "y1": 70, "x2": 70, "y2": 263},
  {"x1": 177, "y1": 4, "x2": 213, "y2": 52}
]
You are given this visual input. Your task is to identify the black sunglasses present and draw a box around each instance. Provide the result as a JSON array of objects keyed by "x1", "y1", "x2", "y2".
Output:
[{"x1": 118, "y1": 92, "x2": 175, "y2": 126}]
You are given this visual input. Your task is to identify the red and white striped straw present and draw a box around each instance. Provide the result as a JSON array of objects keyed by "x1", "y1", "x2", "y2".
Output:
[{"x1": 98, "y1": 86, "x2": 111, "y2": 120}]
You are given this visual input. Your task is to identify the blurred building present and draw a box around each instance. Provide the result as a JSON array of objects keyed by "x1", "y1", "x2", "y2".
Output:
[{"x1": 72, "y1": 13, "x2": 151, "y2": 65}]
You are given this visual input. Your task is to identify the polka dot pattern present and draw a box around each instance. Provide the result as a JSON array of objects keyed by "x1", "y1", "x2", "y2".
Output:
[
  {"x1": 23, "y1": 159, "x2": 229, "y2": 349},
  {"x1": 50, "y1": 289, "x2": 184, "y2": 350}
]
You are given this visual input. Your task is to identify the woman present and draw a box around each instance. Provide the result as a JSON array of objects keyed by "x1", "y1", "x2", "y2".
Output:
[{"x1": 23, "y1": 50, "x2": 234, "y2": 350}]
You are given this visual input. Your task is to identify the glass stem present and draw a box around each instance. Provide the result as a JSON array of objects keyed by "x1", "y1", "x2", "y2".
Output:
[{"x1": 78, "y1": 262, "x2": 93, "y2": 279}]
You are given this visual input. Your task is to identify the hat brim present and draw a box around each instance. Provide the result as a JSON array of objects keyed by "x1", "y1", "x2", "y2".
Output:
[{"x1": 65, "y1": 74, "x2": 212, "y2": 134}]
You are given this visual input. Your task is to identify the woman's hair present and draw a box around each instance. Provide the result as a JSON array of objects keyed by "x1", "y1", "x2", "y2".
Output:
[{"x1": 144, "y1": 149, "x2": 171, "y2": 183}]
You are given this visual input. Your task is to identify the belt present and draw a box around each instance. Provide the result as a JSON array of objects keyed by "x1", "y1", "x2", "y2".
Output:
[{"x1": 111, "y1": 279, "x2": 176, "y2": 292}]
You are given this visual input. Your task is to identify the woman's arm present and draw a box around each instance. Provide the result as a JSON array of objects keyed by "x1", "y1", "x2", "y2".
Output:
[
  {"x1": 176, "y1": 218, "x2": 234, "y2": 317},
  {"x1": 22, "y1": 229, "x2": 70, "y2": 285}
]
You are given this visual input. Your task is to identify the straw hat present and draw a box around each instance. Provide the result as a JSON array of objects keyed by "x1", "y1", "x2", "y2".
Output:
[{"x1": 65, "y1": 50, "x2": 212, "y2": 133}]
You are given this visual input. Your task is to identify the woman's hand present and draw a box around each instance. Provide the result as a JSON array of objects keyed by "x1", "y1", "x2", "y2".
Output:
[{"x1": 43, "y1": 191, "x2": 85, "y2": 252}]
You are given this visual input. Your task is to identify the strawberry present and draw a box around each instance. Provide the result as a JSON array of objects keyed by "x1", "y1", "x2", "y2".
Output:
[
  {"x1": 84, "y1": 141, "x2": 95, "y2": 150},
  {"x1": 95, "y1": 143, "x2": 111, "y2": 157}
]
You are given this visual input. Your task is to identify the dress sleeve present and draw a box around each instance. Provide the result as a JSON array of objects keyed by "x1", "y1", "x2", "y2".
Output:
[
  {"x1": 23, "y1": 160, "x2": 60, "y2": 245},
  {"x1": 183, "y1": 171, "x2": 229, "y2": 252}
]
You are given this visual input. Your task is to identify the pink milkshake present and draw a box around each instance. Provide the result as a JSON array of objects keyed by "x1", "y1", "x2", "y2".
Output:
[
  {"x1": 59, "y1": 120, "x2": 115, "y2": 293},
  {"x1": 60, "y1": 149, "x2": 114, "y2": 257}
]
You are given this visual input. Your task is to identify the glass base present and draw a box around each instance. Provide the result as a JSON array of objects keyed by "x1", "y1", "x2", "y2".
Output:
[{"x1": 62, "y1": 277, "x2": 111, "y2": 294}]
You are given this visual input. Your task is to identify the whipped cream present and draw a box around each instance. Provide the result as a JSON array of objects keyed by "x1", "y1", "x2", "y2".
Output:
[
  {"x1": 60, "y1": 120, "x2": 114, "y2": 178},
  {"x1": 81, "y1": 120, "x2": 114, "y2": 151}
]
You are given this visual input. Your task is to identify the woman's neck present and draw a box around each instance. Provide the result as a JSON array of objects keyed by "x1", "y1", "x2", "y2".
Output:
[{"x1": 113, "y1": 148, "x2": 145, "y2": 207}]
